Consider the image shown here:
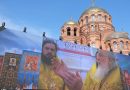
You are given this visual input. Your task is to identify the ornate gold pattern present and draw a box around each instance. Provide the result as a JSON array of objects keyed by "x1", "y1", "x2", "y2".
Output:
[{"x1": 38, "y1": 63, "x2": 68, "y2": 90}]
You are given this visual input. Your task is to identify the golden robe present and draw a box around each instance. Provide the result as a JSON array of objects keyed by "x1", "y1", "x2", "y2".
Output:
[
  {"x1": 38, "y1": 63, "x2": 68, "y2": 90},
  {"x1": 83, "y1": 64, "x2": 124, "y2": 90}
]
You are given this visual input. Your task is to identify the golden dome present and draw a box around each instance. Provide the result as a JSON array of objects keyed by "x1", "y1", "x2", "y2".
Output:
[
  {"x1": 105, "y1": 32, "x2": 129, "y2": 41},
  {"x1": 80, "y1": 7, "x2": 109, "y2": 17},
  {"x1": 65, "y1": 20, "x2": 77, "y2": 25}
]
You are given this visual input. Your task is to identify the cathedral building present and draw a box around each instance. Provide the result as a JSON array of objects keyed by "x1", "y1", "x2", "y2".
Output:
[{"x1": 60, "y1": 6, "x2": 130, "y2": 55}]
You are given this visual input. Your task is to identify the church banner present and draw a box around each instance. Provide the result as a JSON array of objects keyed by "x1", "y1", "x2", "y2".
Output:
[
  {"x1": 17, "y1": 50, "x2": 41, "y2": 89},
  {"x1": 0, "y1": 36, "x2": 130, "y2": 89},
  {"x1": 0, "y1": 56, "x2": 4, "y2": 76}
]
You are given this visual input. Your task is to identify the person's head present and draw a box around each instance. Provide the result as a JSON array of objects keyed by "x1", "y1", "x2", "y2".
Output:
[
  {"x1": 94, "y1": 50, "x2": 117, "y2": 80},
  {"x1": 95, "y1": 50, "x2": 116, "y2": 69},
  {"x1": 41, "y1": 38, "x2": 58, "y2": 65}
]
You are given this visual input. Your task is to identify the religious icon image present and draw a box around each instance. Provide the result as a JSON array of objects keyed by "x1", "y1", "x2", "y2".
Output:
[
  {"x1": 24, "y1": 55, "x2": 39, "y2": 71},
  {"x1": 9, "y1": 58, "x2": 16, "y2": 66}
]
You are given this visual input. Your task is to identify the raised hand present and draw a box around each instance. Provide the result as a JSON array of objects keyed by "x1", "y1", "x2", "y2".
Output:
[
  {"x1": 63, "y1": 71, "x2": 83, "y2": 90},
  {"x1": 51, "y1": 58, "x2": 69, "y2": 78},
  {"x1": 51, "y1": 58, "x2": 83, "y2": 90}
]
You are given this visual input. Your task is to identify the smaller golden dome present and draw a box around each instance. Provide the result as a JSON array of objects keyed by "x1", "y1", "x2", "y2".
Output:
[
  {"x1": 105, "y1": 32, "x2": 129, "y2": 41},
  {"x1": 65, "y1": 20, "x2": 77, "y2": 25}
]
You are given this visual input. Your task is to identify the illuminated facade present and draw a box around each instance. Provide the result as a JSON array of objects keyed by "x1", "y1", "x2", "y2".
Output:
[{"x1": 60, "y1": 6, "x2": 130, "y2": 55}]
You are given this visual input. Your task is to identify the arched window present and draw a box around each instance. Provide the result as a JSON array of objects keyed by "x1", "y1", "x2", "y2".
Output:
[
  {"x1": 62, "y1": 29, "x2": 64, "y2": 33},
  {"x1": 104, "y1": 15, "x2": 107, "y2": 22},
  {"x1": 80, "y1": 38, "x2": 83, "y2": 44},
  {"x1": 108, "y1": 43, "x2": 111, "y2": 51},
  {"x1": 120, "y1": 41, "x2": 124, "y2": 50},
  {"x1": 126, "y1": 41, "x2": 129, "y2": 49},
  {"x1": 91, "y1": 25, "x2": 95, "y2": 31},
  {"x1": 91, "y1": 42, "x2": 96, "y2": 47},
  {"x1": 81, "y1": 19, "x2": 83, "y2": 25},
  {"x1": 109, "y1": 18, "x2": 111, "y2": 22},
  {"x1": 91, "y1": 14, "x2": 95, "y2": 22},
  {"x1": 98, "y1": 14, "x2": 102, "y2": 21},
  {"x1": 86, "y1": 16, "x2": 88, "y2": 24},
  {"x1": 74, "y1": 28, "x2": 77, "y2": 36},
  {"x1": 67, "y1": 27, "x2": 71, "y2": 36},
  {"x1": 113, "y1": 41, "x2": 117, "y2": 49},
  {"x1": 74, "y1": 40, "x2": 77, "y2": 44},
  {"x1": 95, "y1": 25, "x2": 97, "y2": 31}
]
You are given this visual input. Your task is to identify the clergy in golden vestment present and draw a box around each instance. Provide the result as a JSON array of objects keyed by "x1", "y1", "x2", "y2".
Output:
[
  {"x1": 83, "y1": 50, "x2": 125, "y2": 90},
  {"x1": 38, "y1": 38, "x2": 68, "y2": 90},
  {"x1": 52, "y1": 50, "x2": 125, "y2": 90}
]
